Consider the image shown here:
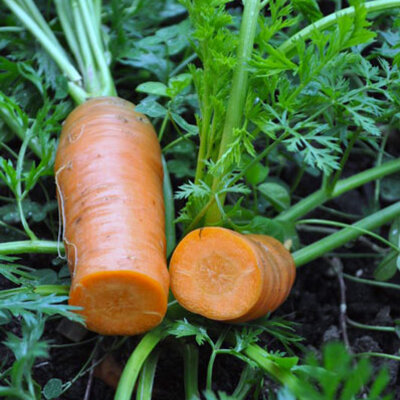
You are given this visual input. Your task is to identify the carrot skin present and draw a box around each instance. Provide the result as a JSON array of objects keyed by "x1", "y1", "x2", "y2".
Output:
[
  {"x1": 55, "y1": 97, "x2": 169, "y2": 335},
  {"x1": 248, "y1": 234, "x2": 296, "y2": 308}
]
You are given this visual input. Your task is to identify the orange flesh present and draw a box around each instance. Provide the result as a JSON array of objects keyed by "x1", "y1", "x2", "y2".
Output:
[
  {"x1": 169, "y1": 227, "x2": 263, "y2": 320},
  {"x1": 55, "y1": 97, "x2": 169, "y2": 335},
  {"x1": 227, "y1": 240, "x2": 281, "y2": 323},
  {"x1": 169, "y1": 227, "x2": 296, "y2": 323}
]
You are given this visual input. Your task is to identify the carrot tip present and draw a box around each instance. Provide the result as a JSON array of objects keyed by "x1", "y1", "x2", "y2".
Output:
[{"x1": 69, "y1": 270, "x2": 167, "y2": 336}]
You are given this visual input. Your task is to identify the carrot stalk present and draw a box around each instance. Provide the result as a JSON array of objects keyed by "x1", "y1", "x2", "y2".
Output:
[
  {"x1": 0, "y1": 240, "x2": 61, "y2": 255},
  {"x1": 114, "y1": 328, "x2": 165, "y2": 400},
  {"x1": 135, "y1": 349, "x2": 160, "y2": 400},
  {"x1": 183, "y1": 343, "x2": 200, "y2": 400},
  {"x1": 3, "y1": 0, "x2": 81, "y2": 84},
  {"x1": 169, "y1": 227, "x2": 295, "y2": 322},
  {"x1": 162, "y1": 156, "x2": 176, "y2": 257},
  {"x1": 204, "y1": 0, "x2": 261, "y2": 224}
]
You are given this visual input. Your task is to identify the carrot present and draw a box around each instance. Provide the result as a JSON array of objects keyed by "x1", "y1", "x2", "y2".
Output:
[
  {"x1": 169, "y1": 227, "x2": 295, "y2": 322},
  {"x1": 54, "y1": 97, "x2": 169, "y2": 335}
]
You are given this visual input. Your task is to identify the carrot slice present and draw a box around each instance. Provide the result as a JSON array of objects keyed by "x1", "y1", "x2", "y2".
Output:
[
  {"x1": 226, "y1": 240, "x2": 279, "y2": 323},
  {"x1": 248, "y1": 234, "x2": 296, "y2": 310},
  {"x1": 169, "y1": 227, "x2": 296, "y2": 323},
  {"x1": 55, "y1": 97, "x2": 169, "y2": 335},
  {"x1": 169, "y1": 227, "x2": 263, "y2": 320}
]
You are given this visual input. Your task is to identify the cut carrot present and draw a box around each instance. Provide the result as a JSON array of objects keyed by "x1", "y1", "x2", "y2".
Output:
[
  {"x1": 247, "y1": 235, "x2": 295, "y2": 312},
  {"x1": 54, "y1": 97, "x2": 169, "y2": 335},
  {"x1": 169, "y1": 227, "x2": 295, "y2": 322}
]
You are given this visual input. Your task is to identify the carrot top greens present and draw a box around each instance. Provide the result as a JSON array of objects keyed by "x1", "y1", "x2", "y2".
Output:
[{"x1": 1, "y1": 0, "x2": 400, "y2": 398}]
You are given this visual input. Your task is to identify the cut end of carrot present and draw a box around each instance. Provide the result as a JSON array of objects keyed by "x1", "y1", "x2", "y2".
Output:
[
  {"x1": 69, "y1": 270, "x2": 167, "y2": 336},
  {"x1": 170, "y1": 227, "x2": 263, "y2": 321},
  {"x1": 170, "y1": 227, "x2": 297, "y2": 323}
]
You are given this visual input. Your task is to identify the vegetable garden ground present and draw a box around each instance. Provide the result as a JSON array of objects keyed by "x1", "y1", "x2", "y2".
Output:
[{"x1": 1, "y1": 0, "x2": 400, "y2": 399}]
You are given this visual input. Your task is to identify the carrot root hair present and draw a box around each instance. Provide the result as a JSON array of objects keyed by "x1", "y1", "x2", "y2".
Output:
[{"x1": 55, "y1": 163, "x2": 69, "y2": 260}]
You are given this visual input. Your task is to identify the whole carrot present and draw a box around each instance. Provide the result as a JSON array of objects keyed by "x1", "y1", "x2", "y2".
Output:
[
  {"x1": 169, "y1": 227, "x2": 295, "y2": 322},
  {"x1": 55, "y1": 97, "x2": 169, "y2": 335}
]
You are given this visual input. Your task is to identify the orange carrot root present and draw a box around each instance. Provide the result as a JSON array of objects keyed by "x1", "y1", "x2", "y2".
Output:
[
  {"x1": 55, "y1": 97, "x2": 169, "y2": 335},
  {"x1": 169, "y1": 227, "x2": 295, "y2": 323}
]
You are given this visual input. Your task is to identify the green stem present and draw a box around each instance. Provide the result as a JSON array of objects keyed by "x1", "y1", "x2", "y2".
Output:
[
  {"x1": 61, "y1": 339, "x2": 101, "y2": 394},
  {"x1": 189, "y1": 135, "x2": 285, "y2": 231},
  {"x1": 278, "y1": 158, "x2": 400, "y2": 222},
  {"x1": 357, "y1": 352, "x2": 400, "y2": 361},
  {"x1": 54, "y1": 0, "x2": 85, "y2": 75},
  {"x1": 0, "y1": 27, "x2": 24, "y2": 32},
  {"x1": 206, "y1": 333, "x2": 226, "y2": 392},
  {"x1": 0, "y1": 220, "x2": 26, "y2": 236},
  {"x1": 184, "y1": 198, "x2": 215, "y2": 234},
  {"x1": 170, "y1": 53, "x2": 197, "y2": 77},
  {"x1": 21, "y1": 0, "x2": 58, "y2": 44},
  {"x1": 34, "y1": 284, "x2": 70, "y2": 296},
  {"x1": 0, "y1": 105, "x2": 42, "y2": 158},
  {"x1": 162, "y1": 156, "x2": 176, "y2": 257},
  {"x1": 343, "y1": 273, "x2": 400, "y2": 290},
  {"x1": 158, "y1": 113, "x2": 170, "y2": 142},
  {"x1": 205, "y1": 0, "x2": 261, "y2": 224},
  {"x1": 292, "y1": 201, "x2": 400, "y2": 267},
  {"x1": 297, "y1": 219, "x2": 398, "y2": 252},
  {"x1": 16, "y1": 199, "x2": 37, "y2": 241},
  {"x1": 194, "y1": 113, "x2": 210, "y2": 185},
  {"x1": 136, "y1": 350, "x2": 160, "y2": 400},
  {"x1": 15, "y1": 130, "x2": 38, "y2": 240},
  {"x1": 162, "y1": 132, "x2": 196, "y2": 153},
  {"x1": 0, "y1": 388, "x2": 31, "y2": 400},
  {"x1": 78, "y1": 0, "x2": 116, "y2": 96},
  {"x1": 0, "y1": 240, "x2": 61, "y2": 255},
  {"x1": 114, "y1": 328, "x2": 165, "y2": 400},
  {"x1": 244, "y1": 344, "x2": 310, "y2": 398},
  {"x1": 3, "y1": 0, "x2": 82, "y2": 84},
  {"x1": 328, "y1": 130, "x2": 360, "y2": 192},
  {"x1": 313, "y1": 204, "x2": 360, "y2": 220},
  {"x1": 68, "y1": 82, "x2": 88, "y2": 105},
  {"x1": 216, "y1": 0, "x2": 260, "y2": 160},
  {"x1": 347, "y1": 318, "x2": 396, "y2": 333},
  {"x1": 279, "y1": 0, "x2": 400, "y2": 56},
  {"x1": 374, "y1": 132, "x2": 390, "y2": 207},
  {"x1": 290, "y1": 164, "x2": 306, "y2": 194},
  {"x1": 183, "y1": 344, "x2": 200, "y2": 400},
  {"x1": 329, "y1": 252, "x2": 380, "y2": 258},
  {"x1": 94, "y1": 0, "x2": 102, "y2": 26},
  {"x1": 232, "y1": 365, "x2": 257, "y2": 400},
  {"x1": 0, "y1": 284, "x2": 69, "y2": 297},
  {"x1": 72, "y1": 0, "x2": 98, "y2": 95},
  {"x1": 0, "y1": 141, "x2": 19, "y2": 159}
]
